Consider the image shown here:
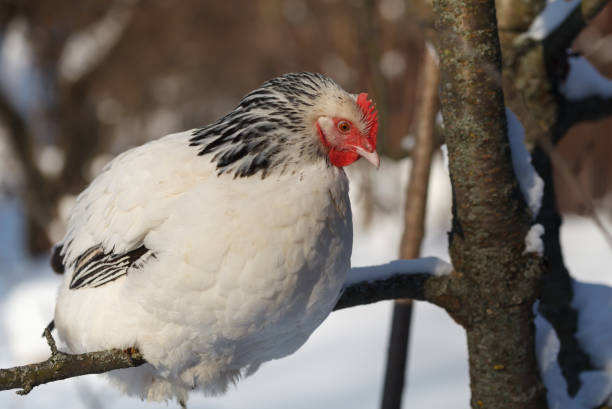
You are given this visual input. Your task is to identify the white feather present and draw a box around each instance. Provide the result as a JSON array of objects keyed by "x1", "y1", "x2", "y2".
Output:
[{"x1": 54, "y1": 130, "x2": 353, "y2": 402}]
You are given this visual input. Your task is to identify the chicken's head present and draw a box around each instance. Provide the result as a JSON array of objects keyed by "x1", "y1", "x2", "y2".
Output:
[
  {"x1": 315, "y1": 93, "x2": 379, "y2": 168},
  {"x1": 190, "y1": 72, "x2": 380, "y2": 178}
]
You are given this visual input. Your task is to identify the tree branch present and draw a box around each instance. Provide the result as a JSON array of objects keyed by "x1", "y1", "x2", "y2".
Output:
[
  {"x1": 497, "y1": 0, "x2": 612, "y2": 399},
  {"x1": 552, "y1": 54, "x2": 612, "y2": 139},
  {"x1": 497, "y1": 0, "x2": 611, "y2": 401},
  {"x1": 334, "y1": 273, "x2": 432, "y2": 311},
  {"x1": 531, "y1": 145, "x2": 595, "y2": 397},
  {"x1": 556, "y1": 95, "x2": 612, "y2": 140},
  {"x1": 0, "y1": 328, "x2": 145, "y2": 395},
  {"x1": 0, "y1": 261, "x2": 456, "y2": 395},
  {"x1": 544, "y1": 0, "x2": 610, "y2": 58}
]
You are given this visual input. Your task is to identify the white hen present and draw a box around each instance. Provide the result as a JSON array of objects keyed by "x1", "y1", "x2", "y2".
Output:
[{"x1": 52, "y1": 72, "x2": 379, "y2": 404}]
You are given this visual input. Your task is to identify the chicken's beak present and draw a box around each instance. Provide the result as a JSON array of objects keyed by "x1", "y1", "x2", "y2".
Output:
[{"x1": 354, "y1": 146, "x2": 380, "y2": 169}]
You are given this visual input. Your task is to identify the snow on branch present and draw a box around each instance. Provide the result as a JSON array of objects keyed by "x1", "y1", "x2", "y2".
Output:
[
  {"x1": 542, "y1": 0, "x2": 611, "y2": 56},
  {"x1": 557, "y1": 55, "x2": 612, "y2": 136},
  {"x1": 520, "y1": 0, "x2": 610, "y2": 46},
  {"x1": 505, "y1": 109, "x2": 546, "y2": 256},
  {"x1": 517, "y1": 0, "x2": 611, "y2": 71},
  {"x1": 537, "y1": 280, "x2": 612, "y2": 408},
  {"x1": 344, "y1": 257, "x2": 452, "y2": 287},
  {"x1": 0, "y1": 258, "x2": 454, "y2": 395},
  {"x1": 523, "y1": 0, "x2": 581, "y2": 41},
  {"x1": 561, "y1": 55, "x2": 612, "y2": 101},
  {"x1": 335, "y1": 257, "x2": 453, "y2": 310},
  {"x1": 506, "y1": 109, "x2": 544, "y2": 219}
]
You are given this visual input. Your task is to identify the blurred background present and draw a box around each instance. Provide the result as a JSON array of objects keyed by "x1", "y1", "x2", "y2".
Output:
[{"x1": 0, "y1": 1, "x2": 611, "y2": 408}]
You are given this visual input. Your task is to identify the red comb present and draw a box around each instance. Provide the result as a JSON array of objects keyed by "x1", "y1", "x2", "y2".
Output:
[{"x1": 356, "y1": 93, "x2": 378, "y2": 147}]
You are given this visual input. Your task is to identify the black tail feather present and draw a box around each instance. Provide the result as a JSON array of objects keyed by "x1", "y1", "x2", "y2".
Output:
[{"x1": 50, "y1": 245, "x2": 64, "y2": 274}]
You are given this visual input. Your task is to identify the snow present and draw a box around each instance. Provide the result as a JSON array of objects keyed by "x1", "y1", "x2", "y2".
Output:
[
  {"x1": 534, "y1": 213, "x2": 612, "y2": 408},
  {"x1": 440, "y1": 144, "x2": 448, "y2": 172},
  {"x1": 506, "y1": 108, "x2": 545, "y2": 218},
  {"x1": 0, "y1": 18, "x2": 43, "y2": 115},
  {"x1": 59, "y1": 4, "x2": 133, "y2": 83},
  {"x1": 561, "y1": 55, "x2": 612, "y2": 100},
  {"x1": 535, "y1": 311, "x2": 572, "y2": 408},
  {"x1": 523, "y1": 0, "x2": 581, "y2": 41},
  {"x1": 573, "y1": 281, "x2": 612, "y2": 381},
  {"x1": 345, "y1": 257, "x2": 452, "y2": 287},
  {"x1": 401, "y1": 134, "x2": 416, "y2": 151},
  {"x1": 379, "y1": 50, "x2": 406, "y2": 80},
  {"x1": 2, "y1": 276, "x2": 61, "y2": 363},
  {"x1": 440, "y1": 110, "x2": 543, "y2": 221},
  {"x1": 436, "y1": 111, "x2": 444, "y2": 129},
  {"x1": 0, "y1": 159, "x2": 611, "y2": 409},
  {"x1": 535, "y1": 278, "x2": 612, "y2": 409},
  {"x1": 36, "y1": 145, "x2": 65, "y2": 178},
  {"x1": 524, "y1": 223, "x2": 545, "y2": 256}
]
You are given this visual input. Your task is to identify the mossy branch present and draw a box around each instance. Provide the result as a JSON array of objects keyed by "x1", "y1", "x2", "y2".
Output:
[{"x1": 0, "y1": 328, "x2": 145, "y2": 395}]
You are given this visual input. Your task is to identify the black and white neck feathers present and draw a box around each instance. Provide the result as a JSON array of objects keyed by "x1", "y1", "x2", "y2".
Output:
[{"x1": 189, "y1": 72, "x2": 354, "y2": 178}]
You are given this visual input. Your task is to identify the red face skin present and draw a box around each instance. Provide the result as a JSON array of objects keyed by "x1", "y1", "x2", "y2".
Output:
[{"x1": 316, "y1": 93, "x2": 379, "y2": 168}]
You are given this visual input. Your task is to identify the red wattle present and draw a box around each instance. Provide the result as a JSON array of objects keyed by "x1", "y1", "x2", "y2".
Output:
[{"x1": 329, "y1": 149, "x2": 360, "y2": 167}]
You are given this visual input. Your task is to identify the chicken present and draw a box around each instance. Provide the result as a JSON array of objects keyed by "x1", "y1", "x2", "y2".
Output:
[{"x1": 52, "y1": 72, "x2": 379, "y2": 404}]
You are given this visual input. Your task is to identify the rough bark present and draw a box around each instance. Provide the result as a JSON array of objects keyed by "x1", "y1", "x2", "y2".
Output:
[
  {"x1": 381, "y1": 47, "x2": 440, "y2": 409},
  {"x1": 433, "y1": 0, "x2": 547, "y2": 408}
]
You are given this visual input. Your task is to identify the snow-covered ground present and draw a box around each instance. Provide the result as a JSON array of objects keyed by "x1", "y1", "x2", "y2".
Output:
[{"x1": 0, "y1": 156, "x2": 611, "y2": 408}]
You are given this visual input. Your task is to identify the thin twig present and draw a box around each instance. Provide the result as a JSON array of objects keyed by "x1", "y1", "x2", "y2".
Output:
[
  {"x1": 381, "y1": 45, "x2": 440, "y2": 409},
  {"x1": 43, "y1": 327, "x2": 58, "y2": 356},
  {"x1": 0, "y1": 330, "x2": 145, "y2": 395}
]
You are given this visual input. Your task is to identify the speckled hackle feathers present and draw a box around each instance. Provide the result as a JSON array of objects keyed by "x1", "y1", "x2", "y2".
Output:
[
  {"x1": 189, "y1": 72, "x2": 337, "y2": 178},
  {"x1": 52, "y1": 72, "x2": 379, "y2": 404}
]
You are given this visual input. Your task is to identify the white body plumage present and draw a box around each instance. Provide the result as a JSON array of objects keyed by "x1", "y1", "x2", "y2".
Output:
[{"x1": 53, "y1": 72, "x2": 379, "y2": 403}]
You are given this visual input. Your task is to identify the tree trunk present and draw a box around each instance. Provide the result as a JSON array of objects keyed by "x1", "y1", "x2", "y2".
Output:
[{"x1": 433, "y1": 0, "x2": 548, "y2": 407}]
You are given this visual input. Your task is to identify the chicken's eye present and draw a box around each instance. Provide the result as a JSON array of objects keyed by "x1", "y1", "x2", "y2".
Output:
[{"x1": 337, "y1": 120, "x2": 351, "y2": 133}]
